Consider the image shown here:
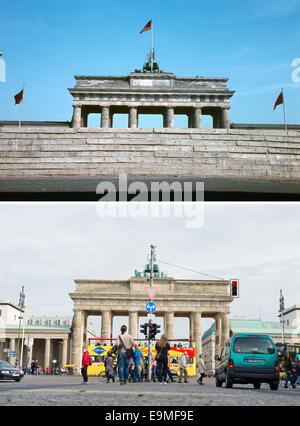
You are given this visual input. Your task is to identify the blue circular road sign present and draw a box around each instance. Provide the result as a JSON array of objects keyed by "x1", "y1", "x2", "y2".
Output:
[{"x1": 146, "y1": 301, "x2": 157, "y2": 313}]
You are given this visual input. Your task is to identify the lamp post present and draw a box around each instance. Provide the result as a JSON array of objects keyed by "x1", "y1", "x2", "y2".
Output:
[
  {"x1": 279, "y1": 289, "x2": 285, "y2": 345},
  {"x1": 16, "y1": 286, "x2": 25, "y2": 368}
]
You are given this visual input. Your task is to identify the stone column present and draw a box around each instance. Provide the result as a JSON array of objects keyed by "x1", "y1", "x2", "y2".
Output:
[
  {"x1": 165, "y1": 312, "x2": 174, "y2": 340},
  {"x1": 101, "y1": 106, "x2": 110, "y2": 128},
  {"x1": 193, "y1": 107, "x2": 202, "y2": 128},
  {"x1": 214, "y1": 313, "x2": 222, "y2": 357},
  {"x1": 82, "y1": 311, "x2": 88, "y2": 348},
  {"x1": 71, "y1": 310, "x2": 83, "y2": 369},
  {"x1": 9, "y1": 338, "x2": 16, "y2": 366},
  {"x1": 61, "y1": 339, "x2": 68, "y2": 367},
  {"x1": 27, "y1": 344, "x2": 33, "y2": 367},
  {"x1": 221, "y1": 313, "x2": 230, "y2": 348},
  {"x1": 101, "y1": 311, "x2": 111, "y2": 344},
  {"x1": 128, "y1": 107, "x2": 138, "y2": 128},
  {"x1": 72, "y1": 105, "x2": 82, "y2": 129},
  {"x1": 44, "y1": 338, "x2": 51, "y2": 369},
  {"x1": 166, "y1": 107, "x2": 174, "y2": 128},
  {"x1": 221, "y1": 108, "x2": 230, "y2": 130},
  {"x1": 129, "y1": 311, "x2": 139, "y2": 339},
  {"x1": 193, "y1": 312, "x2": 202, "y2": 359}
]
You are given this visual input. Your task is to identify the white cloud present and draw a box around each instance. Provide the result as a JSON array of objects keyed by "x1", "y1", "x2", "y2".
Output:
[{"x1": 256, "y1": 0, "x2": 300, "y2": 18}]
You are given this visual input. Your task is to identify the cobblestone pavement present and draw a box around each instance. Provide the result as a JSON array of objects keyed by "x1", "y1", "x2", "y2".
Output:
[{"x1": 0, "y1": 376, "x2": 299, "y2": 406}]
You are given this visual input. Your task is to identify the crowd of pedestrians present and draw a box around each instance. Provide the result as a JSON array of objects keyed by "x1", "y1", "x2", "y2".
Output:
[
  {"x1": 80, "y1": 324, "x2": 209, "y2": 386},
  {"x1": 21, "y1": 360, "x2": 64, "y2": 376}
]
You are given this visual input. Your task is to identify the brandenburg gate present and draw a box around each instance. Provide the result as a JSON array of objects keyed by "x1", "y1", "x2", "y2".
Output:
[{"x1": 69, "y1": 276, "x2": 234, "y2": 369}]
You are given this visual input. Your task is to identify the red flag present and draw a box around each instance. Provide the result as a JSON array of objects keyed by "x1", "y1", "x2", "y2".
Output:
[
  {"x1": 273, "y1": 91, "x2": 283, "y2": 111},
  {"x1": 140, "y1": 20, "x2": 152, "y2": 34},
  {"x1": 14, "y1": 89, "x2": 24, "y2": 105}
]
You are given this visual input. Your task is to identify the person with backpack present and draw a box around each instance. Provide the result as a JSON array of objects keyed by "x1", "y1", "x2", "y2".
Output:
[{"x1": 116, "y1": 325, "x2": 134, "y2": 385}]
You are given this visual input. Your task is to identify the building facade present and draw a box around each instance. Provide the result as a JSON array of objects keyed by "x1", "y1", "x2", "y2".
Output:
[{"x1": 0, "y1": 301, "x2": 96, "y2": 369}]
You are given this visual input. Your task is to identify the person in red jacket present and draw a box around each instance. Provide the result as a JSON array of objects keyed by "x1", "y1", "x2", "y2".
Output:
[{"x1": 81, "y1": 347, "x2": 90, "y2": 385}]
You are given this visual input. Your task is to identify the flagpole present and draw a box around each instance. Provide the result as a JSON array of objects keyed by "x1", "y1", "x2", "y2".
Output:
[
  {"x1": 282, "y1": 88, "x2": 288, "y2": 135},
  {"x1": 150, "y1": 18, "x2": 153, "y2": 72},
  {"x1": 18, "y1": 84, "x2": 25, "y2": 128}
]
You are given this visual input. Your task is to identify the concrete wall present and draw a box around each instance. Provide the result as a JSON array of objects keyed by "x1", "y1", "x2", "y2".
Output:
[{"x1": 1, "y1": 126, "x2": 300, "y2": 181}]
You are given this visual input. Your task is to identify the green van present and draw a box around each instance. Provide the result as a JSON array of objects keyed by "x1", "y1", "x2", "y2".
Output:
[{"x1": 214, "y1": 334, "x2": 279, "y2": 390}]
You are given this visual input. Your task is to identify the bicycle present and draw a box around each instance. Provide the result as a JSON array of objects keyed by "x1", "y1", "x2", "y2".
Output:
[{"x1": 98, "y1": 370, "x2": 119, "y2": 383}]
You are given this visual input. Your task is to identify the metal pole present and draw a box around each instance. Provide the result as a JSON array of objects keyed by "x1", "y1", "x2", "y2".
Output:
[
  {"x1": 18, "y1": 84, "x2": 25, "y2": 129},
  {"x1": 282, "y1": 88, "x2": 288, "y2": 135},
  {"x1": 279, "y1": 289, "x2": 285, "y2": 345},
  {"x1": 150, "y1": 19, "x2": 153, "y2": 72},
  {"x1": 147, "y1": 244, "x2": 155, "y2": 381},
  {"x1": 16, "y1": 286, "x2": 25, "y2": 368}
]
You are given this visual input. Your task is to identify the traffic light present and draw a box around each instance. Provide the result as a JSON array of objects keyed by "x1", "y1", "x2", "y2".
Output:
[
  {"x1": 230, "y1": 279, "x2": 239, "y2": 298},
  {"x1": 148, "y1": 323, "x2": 161, "y2": 339},
  {"x1": 140, "y1": 323, "x2": 148, "y2": 336},
  {"x1": 148, "y1": 323, "x2": 156, "y2": 339}
]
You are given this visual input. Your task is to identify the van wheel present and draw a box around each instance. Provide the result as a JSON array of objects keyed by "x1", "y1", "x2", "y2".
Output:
[
  {"x1": 270, "y1": 382, "x2": 278, "y2": 391},
  {"x1": 225, "y1": 371, "x2": 233, "y2": 388},
  {"x1": 253, "y1": 382, "x2": 261, "y2": 389},
  {"x1": 216, "y1": 376, "x2": 222, "y2": 387}
]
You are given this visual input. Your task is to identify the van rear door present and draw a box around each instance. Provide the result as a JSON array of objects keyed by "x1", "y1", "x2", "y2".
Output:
[{"x1": 232, "y1": 335, "x2": 277, "y2": 370}]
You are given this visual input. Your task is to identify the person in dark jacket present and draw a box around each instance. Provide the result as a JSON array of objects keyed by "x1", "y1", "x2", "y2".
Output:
[
  {"x1": 155, "y1": 334, "x2": 170, "y2": 384},
  {"x1": 284, "y1": 356, "x2": 296, "y2": 389}
]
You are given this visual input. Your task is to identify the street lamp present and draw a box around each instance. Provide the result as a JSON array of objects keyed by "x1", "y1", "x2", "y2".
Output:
[
  {"x1": 279, "y1": 289, "x2": 285, "y2": 345},
  {"x1": 16, "y1": 286, "x2": 25, "y2": 368}
]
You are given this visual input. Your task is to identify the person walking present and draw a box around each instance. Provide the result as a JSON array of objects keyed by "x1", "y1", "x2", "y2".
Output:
[
  {"x1": 178, "y1": 351, "x2": 188, "y2": 383},
  {"x1": 293, "y1": 359, "x2": 300, "y2": 386},
  {"x1": 81, "y1": 347, "x2": 90, "y2": 385},
  {"x1": 116, "y1": 325, "x2": 134, "y2": 385},
  {"x1": 105, "y1": 351, "x2": 115, "y2": 383},
  {"x1": 132, "y1": 344, "x2": 143, "y2": 382},
  {"x1": 284, "y1": 356, "x2": 296, "y2": 389},
  {"x1": 197, "y1": 354, "x2": 207, "y2": 385},
  {"x1": 155, "y1": 334, "x2": 170, "y2": 384}
]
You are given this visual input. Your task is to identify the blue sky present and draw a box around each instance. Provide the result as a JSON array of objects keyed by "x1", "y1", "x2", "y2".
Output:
[{"x1": 0, "y1": 0, "x2": 300, "y2": 125}]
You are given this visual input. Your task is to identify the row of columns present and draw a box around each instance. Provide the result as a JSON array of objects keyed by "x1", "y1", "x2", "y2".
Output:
[
  {"x1": 6, "y1": 337, "x2": 68, "y2": 369},
  {"x1": 71, "y1": 309, "x2": 231, "y2": 368},
  {"x1": 72, "y1": 105, "x2": 230, "y2": 130}
]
